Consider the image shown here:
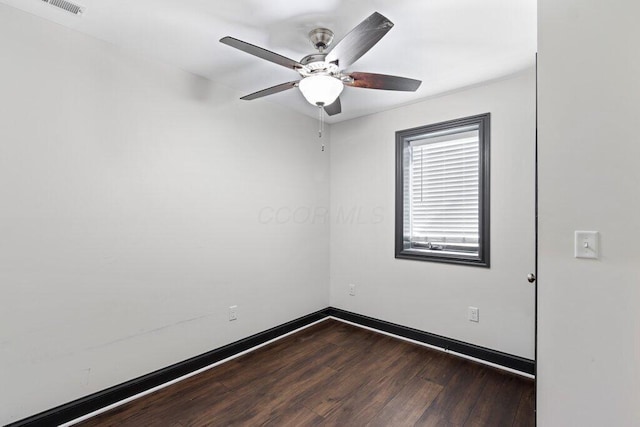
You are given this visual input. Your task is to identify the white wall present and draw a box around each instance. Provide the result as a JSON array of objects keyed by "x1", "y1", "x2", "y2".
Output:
[
  {"x1": 537, "y1": 1, "x2": 640, "y2": 425},
  {"x1": 329, "y1": 70, "x2": 536, "y2": 359},
  {"x1": 0, "y1": 5, "x2": 329, "y2": 424}
]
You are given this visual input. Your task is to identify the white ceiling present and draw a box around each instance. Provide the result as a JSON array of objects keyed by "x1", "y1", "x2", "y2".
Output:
[{"x1": 1, "y1": 0, "x2": 536, "y2": 123}]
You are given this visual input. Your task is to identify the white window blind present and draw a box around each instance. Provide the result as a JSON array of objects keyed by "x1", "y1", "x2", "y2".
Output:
[{"x1": 407, "y1": 126, "x2": 480, "y2": 255}]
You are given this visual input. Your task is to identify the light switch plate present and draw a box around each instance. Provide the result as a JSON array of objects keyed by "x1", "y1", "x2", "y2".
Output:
[{"x1": 575, "y1": 231, "x2": 599, "y2": 259}]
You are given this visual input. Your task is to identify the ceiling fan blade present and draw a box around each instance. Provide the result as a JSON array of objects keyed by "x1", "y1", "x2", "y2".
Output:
[
  {"x1": 345, "y1": 72, "x2": 422, "y2": 91},
  {"x1": 240, "y1": 81, "x2": 299, "y2": 100},
  {"x1": 325, "y1": 12, "x2": 394, "y2": 69},
  {"x1": 220, "y1": 37, "x2": 303, "y2": 71},
  {"x1": 324, "y1": 97, "x2": 342, "y2": 116}
]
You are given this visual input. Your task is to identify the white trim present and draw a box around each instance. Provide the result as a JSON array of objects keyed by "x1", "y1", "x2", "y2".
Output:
[
  {"x1": 59, "y1": 317, "x2": 331, "y2": 427},
  {"x1": 328, "y1": 316, "x2": 535, "y2": 380}
]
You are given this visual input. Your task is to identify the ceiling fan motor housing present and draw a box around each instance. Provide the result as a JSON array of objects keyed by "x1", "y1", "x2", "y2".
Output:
[{"x1": 308, "y1": 28, "x2": 334, "y2": 51}]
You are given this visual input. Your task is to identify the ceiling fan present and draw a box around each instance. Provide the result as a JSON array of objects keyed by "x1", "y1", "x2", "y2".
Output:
[{"x1": 219, "y1": 12, "x2": 422, "y2": 116}]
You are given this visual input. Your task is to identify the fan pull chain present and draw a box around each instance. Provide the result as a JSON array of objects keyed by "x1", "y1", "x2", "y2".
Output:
[{"x1": 318, "y1": 105, "x2": 325, "y2": 151}]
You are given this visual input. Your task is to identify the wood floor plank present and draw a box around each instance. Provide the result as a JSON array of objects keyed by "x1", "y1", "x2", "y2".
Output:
[
  {"x1": 80, "y1": 379, "x2": 231, "y2": 426},
  {"x1": 418, "y1": 350, "x2": 465, "y2": 386},
  {"x1": 414, "y1": 360, "x2": 490, "y2": 426},
  {"x1": 218, "y1": 335, "x2": 334, "y2": 390},
  {"x1": 197, "y1": 365, "x2": 338, "y2": 426},
  {"x1": 512, "y1": 381, "x2": 536, "y2": 427},
  {"x1": 299, "y1": 335, "x2": 409, "y2": 417},
  {"x1": 77, "y1": 319, "x2": 534, "y2": 427},
  {"x1": 367, "y1": 376, "x2": 443, "y2": 427},
  {"x1": 204, "y1": 344, "x2": 346, "y2": 424},
  {"x1": 320, "y1": 321, "x2": 381, "y2": 350},
  {"x1": 261, "y1": 403, "x2": 326, "y2": 426},
  {"x1": 322, "y1": 343, "x2": 434, "y2": 425},
  {"x1": 464, "y1": 369, "x2": 528, "y2": 427}
]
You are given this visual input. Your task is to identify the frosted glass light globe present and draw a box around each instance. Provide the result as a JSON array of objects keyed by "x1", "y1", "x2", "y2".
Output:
[{"x1": 299, "y1": 75, "x2": 344, "y2": 106}]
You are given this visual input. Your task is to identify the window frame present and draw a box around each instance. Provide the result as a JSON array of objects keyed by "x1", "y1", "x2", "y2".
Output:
[{"x1": 395, "y1": 113, "x2": 490, "y2": 267}]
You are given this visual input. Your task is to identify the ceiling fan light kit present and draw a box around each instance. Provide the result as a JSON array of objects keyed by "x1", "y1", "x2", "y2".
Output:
[
  {"x1": 220, "y1": 11, "x2": 422, "y2": 117},
  {"x1": 299, "y1": 75, "x2": 344, "y2": 106}
]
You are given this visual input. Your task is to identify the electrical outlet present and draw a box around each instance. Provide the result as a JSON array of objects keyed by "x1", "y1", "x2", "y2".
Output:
[
  {"x1": 349, "y1": 284, "x2": 356, "y2": 296},
  {"x1": 468, "y1": 306, "x2": 479, "y2": 322},
  {"x1": 229, "y1": 305, "x2": 238, "y2": 321}
]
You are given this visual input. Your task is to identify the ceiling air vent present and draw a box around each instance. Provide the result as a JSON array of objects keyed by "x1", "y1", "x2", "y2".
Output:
[{"x1": 41, "y1": 0, "x2": 85, "y2": 15}]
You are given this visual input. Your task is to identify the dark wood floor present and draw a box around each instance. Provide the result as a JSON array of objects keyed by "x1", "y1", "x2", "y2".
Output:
[{"x1": 79, "y1": 319, "x2": 534, "y2": 427}]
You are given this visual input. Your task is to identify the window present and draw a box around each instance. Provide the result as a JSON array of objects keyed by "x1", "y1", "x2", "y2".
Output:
[{"x1": 395, "y1": 113, "x2": 490, "y2": 267}]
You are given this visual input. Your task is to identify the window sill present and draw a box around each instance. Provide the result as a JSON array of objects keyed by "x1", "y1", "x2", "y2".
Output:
[{"x1": 395, "y1": 249, "x2": 490, "y2": 268}]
